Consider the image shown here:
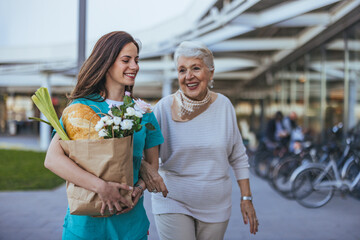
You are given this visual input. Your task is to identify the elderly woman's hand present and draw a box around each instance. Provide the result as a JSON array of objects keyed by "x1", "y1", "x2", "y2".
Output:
[
  {"x1": 240, "y1": 199, "x2": 259, "y2": 235},
  {"x1": 140, "y1": 161, "x2": 168, "y2": 197}
]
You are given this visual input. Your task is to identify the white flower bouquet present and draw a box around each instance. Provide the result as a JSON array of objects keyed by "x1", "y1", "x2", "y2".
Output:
[{"x1": 95, "y1": 91, "x2": 155, "y2": 139}]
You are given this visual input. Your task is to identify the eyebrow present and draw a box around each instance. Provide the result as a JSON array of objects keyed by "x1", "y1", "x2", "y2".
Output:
[
  {"x1": 178, "y1": 63, "x2": 199, "y2": 69},
  {"x1": 120, "y1": 55, "x2": 139, "y2": 59}
]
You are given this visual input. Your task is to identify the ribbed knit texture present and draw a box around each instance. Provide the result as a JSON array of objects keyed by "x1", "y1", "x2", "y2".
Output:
[{"x1": 152, "y1": 93, "x2": 249, "y2": 223}]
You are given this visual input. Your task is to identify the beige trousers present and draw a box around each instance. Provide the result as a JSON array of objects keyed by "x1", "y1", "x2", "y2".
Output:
[{"x1": 154, "y1": 213, "x2": 229, "y2": 240}]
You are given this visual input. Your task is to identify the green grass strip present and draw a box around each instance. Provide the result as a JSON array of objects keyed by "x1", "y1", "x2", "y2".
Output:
[{"x1": 0, "y1": 149, "x2": 64, "y2": 191}]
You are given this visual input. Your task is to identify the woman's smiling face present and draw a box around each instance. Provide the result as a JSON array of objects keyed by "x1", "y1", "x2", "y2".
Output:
[
  {"x1": 106, "y1": 42, "x2": 139, "y2": 89},
  {"x1": 177, "y1": 56, "x2": 214, "y2": 101}
]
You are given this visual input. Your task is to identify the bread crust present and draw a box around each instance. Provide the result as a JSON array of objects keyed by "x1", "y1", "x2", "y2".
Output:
[{"x1": 62, "y1": 103, "x2": 102, "y2": 140}]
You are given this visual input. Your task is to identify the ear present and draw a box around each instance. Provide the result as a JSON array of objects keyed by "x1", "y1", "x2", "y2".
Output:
[{"x1": 209, "y1": 68, "x2": 214, "y2": 80}]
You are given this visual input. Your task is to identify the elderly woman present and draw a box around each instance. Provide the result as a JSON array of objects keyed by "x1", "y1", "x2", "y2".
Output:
[{"x1": 152, "y1": 41, "x2": 258, "y2": 240}]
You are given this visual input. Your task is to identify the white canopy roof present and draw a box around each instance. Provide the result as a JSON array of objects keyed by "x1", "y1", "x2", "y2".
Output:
[{"x1": 1, "y1": 0, "x2": 359, "y2": 98}]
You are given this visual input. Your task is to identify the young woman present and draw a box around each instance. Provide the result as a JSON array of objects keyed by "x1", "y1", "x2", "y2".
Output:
[{"x1": 45, "y1": 31, "x2": 164, "y2": 240}]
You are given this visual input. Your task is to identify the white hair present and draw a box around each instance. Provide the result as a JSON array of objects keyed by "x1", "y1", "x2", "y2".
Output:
[{"x1": 173, "y1": 41, "x2": 214, "y2": 70}]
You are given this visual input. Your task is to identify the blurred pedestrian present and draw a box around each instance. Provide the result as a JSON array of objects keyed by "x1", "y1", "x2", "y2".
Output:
[
  {"x1": 284, "y1": 111, "x2": 304, "y2": 153},
  {"x1": 265, "y1": 111, "x2": 290, "y2": 149}
]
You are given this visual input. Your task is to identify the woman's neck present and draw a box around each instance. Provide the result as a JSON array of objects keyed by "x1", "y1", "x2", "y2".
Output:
[
  {"x1": 182, "y1": 88, "x2": 209, "y2": 102},
  {"x1": 104, "y1": 85, "x2": 125, "y2": 101}
]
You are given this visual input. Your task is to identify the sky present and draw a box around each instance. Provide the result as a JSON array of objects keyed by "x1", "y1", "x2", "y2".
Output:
[{"x1": 0, "y1": 0, "x2": 193, "y2": 47}]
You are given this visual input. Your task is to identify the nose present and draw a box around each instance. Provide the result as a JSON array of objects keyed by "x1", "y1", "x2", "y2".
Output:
[
  {"x1": 185, "y1": 70, "x2": 192, "y2": 79},
  {"x1": 129, "y1": 60, "x2": 139, "y2": 70}
]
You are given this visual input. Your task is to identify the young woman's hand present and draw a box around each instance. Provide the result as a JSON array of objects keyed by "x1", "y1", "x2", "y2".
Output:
[
  {"x1": 116, "y1": 179, "x2": 146, "y2": 215},
  {"x1": 97, "y1": 181, "x2": 133, "y2": 215}
]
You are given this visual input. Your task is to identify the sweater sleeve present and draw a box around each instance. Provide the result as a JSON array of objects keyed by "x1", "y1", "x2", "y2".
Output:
[
  {"x1": 153, "y1": 100, "x2": 161, "y2": 125},
  {"x1": 144, "y1": 112, "x2": 164, "y2": 149},
  {"x1": 226, "y1": 99, "x2": 250, "y2": 180}
]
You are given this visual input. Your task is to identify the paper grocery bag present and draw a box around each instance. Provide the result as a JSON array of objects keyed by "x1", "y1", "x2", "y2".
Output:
[{"x1": 59, "y1": 136, "x2": 133, "y2": 216}]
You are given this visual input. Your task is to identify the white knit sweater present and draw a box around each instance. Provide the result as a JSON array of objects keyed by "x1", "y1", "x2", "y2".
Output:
[{"x1": 152, "y1": 93, "x2": 249, "y2": 223}]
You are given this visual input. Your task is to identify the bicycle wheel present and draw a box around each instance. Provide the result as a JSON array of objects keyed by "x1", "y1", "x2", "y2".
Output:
[
  {"x1": 345, "y1": 157, "x2": 360, "y2": 200},
  {"x1": 253, "y1": 151, "x2": 273, "y2": 179},
  {"x1": 291, "y1": 167, "x2": 334, "y2": 208},
  {"x1": 272, "y1": 156, "x2": 302, "y2": 199}
]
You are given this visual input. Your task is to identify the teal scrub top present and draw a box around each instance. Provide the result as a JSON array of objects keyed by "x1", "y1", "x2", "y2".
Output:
[{"x1": 57, "y1": 94, "x2": 164, "y2": 240}]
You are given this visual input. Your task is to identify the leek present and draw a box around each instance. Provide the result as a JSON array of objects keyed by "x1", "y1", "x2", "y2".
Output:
[{"x1": 31, "y1": 87, "x2": 69, "y2": 140}]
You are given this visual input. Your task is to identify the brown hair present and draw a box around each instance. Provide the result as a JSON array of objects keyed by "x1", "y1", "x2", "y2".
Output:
[{"x1": 68, "y1": 31, "x2": 140, "y2": 101}]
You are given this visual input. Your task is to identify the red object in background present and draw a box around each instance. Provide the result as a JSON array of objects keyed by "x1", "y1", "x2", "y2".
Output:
[{"x1": 52, "y1": 97, "x2": 59, "y2": 106}]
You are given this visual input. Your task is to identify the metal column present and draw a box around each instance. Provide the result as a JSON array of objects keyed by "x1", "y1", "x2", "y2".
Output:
[
  {"x1": 78, "y1": 0, "x2": 86, "y2": 71},
  {"x1": 280, "y1": 77, "x2": 286, "y2": 112},
  {"x1": 290, "y1": 63, "x2": 297, "y2": 108},
  {"x1": 303, "y1": 54, "x2": 310, "y2": 129},
  {"x1": 343, "y1": 30, "x2": 357, "y2": 134},
  {"x1": 40, "y1": 74, "x2": 52, "y2": 151},
  {"x1": 320, "y1": 46, "x2": 327, "y2": 142},
  {"x1": 162, "y1": 55, "x2": 173, "y2": 97}
]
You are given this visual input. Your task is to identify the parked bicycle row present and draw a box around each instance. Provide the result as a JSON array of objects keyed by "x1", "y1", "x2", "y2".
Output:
[{"x1": 249, "y1": 122, "x2": 360, "y2": 208}]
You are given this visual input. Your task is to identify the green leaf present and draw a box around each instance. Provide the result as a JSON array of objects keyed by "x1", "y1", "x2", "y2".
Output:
[
  {"x1": 124, "y1": 95, "x2": 132, "y2": 105},
  {"x1": 107, "y1": 130, "x2": 113, "y2": 138},
  {"x1": 145, "y1": 123, "x2": 155, "y2": 131},
  {"x1": 28, "y1": 117, "x2": 51, "y2": 126},
  {"x1": 134, "y1": 118, "x2": 141, "y2": 124},
  {"x1": 119, "y1": 105, "x2": 126, "y2": 116},
  {"x1": 134, "y1": 124, "x2": 142, "y2": 132},
  {"x1": 111, "y1": 107, "x2": 121, "y2": 116}
]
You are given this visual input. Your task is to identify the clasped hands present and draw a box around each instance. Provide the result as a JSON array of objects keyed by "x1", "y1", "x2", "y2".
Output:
[
  {"x1": 98, "y1": 161, "x2": 168, "y2": 215},
  {"x1": 98, "y1": 179, "x2": 147, "y2": 215}
]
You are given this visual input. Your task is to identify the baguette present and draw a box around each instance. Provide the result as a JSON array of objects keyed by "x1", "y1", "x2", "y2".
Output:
[{"x1": 62, "y1": 103, "x2": 102, "y2": 140}]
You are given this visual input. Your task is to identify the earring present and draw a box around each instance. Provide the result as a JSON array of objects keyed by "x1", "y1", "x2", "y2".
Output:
[{"x1": 209, "y1": 79, "x2": 214, "y2": 89}]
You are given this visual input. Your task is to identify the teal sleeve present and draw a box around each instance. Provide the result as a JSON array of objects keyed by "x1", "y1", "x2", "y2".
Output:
[
  {"x1": 144, "y1": 112, "x2": 164, "y2": 149},
  {"x1": 51, "y1": 117, "x2": 65, "y2": 138}
]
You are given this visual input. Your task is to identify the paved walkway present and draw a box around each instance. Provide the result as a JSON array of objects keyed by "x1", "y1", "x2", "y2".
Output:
[
  {"x1": 1, "y1": 172, "x2": 360, "y2": 240},
  {"x1": 0, "y1": 135, "x2": 41, "y2": 151},
  {"x1": 1, "y1": 136, "x2": 360, "y2": 239}
]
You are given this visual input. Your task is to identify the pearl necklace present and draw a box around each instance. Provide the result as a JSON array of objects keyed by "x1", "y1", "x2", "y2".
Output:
[{"x1": 174, "y1": 89, "x2": 211, "y2": 117}]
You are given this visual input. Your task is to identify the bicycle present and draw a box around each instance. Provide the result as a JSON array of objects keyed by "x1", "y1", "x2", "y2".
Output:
[
  {"x1": 290, "y1": 135, "x2": 360, "y2": 208},
  {"x1": 270, "y1": 123, "x2": 343, "y2": 199},
  {"x1": 270, "y1": 140, "x2": 316, "y2": 199},
  {"x1": 251, "y1": 139, "x2": 288, "y2": 180}
]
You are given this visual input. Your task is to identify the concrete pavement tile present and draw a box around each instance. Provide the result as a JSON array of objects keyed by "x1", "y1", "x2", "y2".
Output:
[
  {"x1": 0, "y1": 233, "x2": 21, "y2": 240},
  {"x1": 44, "y1": 221, "x2": 62, "y2": 233},
  {"x1": 1, "y1": 171, "x2": 360, "y2": 239},
  {"x1": 0, "y1": 218, "x2": 17, "y2": 230},
  {"x1": 52, "y1": 228, "x2": 63, "y2": 237},
  {"x1": 25, "y1": 230, "x2": 60, "y2": 240}
]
